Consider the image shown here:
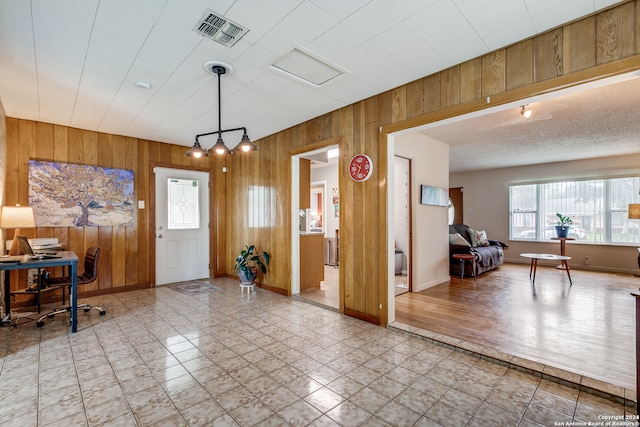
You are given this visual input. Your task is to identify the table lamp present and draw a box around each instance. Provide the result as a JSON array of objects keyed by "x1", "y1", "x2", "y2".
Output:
[
  {"x1": 0, "y1": 205, "x2": 36, "y2": 256},
  {"x1": 630, "y1": 203, "x2": 640, "y2": 277}
]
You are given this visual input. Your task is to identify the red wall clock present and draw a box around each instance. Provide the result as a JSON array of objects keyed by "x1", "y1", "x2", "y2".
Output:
[{"x1": 349, "y1": 154, "x2": 373, "y2": 182}]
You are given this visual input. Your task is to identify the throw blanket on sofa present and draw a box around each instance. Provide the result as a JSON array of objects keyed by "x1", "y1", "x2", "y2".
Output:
[{"x1": 473, "y1": 246, "x2": 503, "y2": 267}]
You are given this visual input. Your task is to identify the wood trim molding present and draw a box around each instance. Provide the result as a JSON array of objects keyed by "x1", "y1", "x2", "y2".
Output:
[
  {"x1": 382, "y1": 55, "x2": 640, "y2": 135},
  {"x1": 289, "y1": 136, "x2": 341, "y2": 156},
  {"x1": 344, "y1": 307, "x2": 380, "y2": 325}
]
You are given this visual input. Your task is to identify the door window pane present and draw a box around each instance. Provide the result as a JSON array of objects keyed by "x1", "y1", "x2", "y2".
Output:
[{"x1": 168, "y1": 178, "x2": 200, "y2": 229}]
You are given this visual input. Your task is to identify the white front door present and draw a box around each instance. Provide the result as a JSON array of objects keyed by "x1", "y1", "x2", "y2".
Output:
[{"x1": 155, "y1": 167, "x2": 210, "y2": 285}]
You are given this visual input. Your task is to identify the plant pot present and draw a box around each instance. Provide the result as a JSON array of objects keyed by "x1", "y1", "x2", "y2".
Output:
[
  {"x1": 239, "y1": 266, "x2": 258, "y2": 284},
  {"x1": 555, "y1": 225, "x2": 571, "y2": 238}
]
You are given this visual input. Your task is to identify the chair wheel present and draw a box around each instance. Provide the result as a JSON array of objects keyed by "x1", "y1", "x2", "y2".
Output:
[
  {"x1": 47, "y1": 314, "x2": 54, "y2": 319},
  {"x1": 83, "y1": 308, "x2": 90, "y2": 313},
  {"x1": 99, "y1": 310, "x2": 106, "y2": 316},
  {"x1": 37, "y1": 321, "x2": 44, "y2": 327}
]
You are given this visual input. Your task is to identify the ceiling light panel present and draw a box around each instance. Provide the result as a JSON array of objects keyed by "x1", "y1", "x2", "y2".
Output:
[{"x1": 270, "y1": 47, "x2": 347, "y2": 87}]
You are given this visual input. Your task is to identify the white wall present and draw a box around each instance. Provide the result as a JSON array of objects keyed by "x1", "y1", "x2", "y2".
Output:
[
  {"x1": 395, "y1": 132, "x2": 450, "y2": 291},
  {"x1": 450, "y1": 153, "x2": 640, "y2": 273},
  {"x1": 394, "y1": 156, "x2": 409, "y2": 272}
]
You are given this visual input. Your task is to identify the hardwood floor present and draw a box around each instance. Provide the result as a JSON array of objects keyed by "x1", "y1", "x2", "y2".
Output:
[{"x1": 394, "y1": 262, "x2": 639, "y2": 391}]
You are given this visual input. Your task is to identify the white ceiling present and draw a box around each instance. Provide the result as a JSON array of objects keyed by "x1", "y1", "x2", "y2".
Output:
[{"x1": 0, "y1": 0, "x2": 629, "y2": 172}]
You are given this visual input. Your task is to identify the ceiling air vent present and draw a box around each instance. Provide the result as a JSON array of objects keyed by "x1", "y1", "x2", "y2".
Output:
[{"x1": 193, "y1": 9, "x2": 249, "y2": 47}]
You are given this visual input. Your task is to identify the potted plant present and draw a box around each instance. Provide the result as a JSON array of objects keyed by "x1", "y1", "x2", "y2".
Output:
[
  {"x1": 555, "y1": 213, "x2": 573, "y2": 238},
  {"x1": 234, "y1": 245, "x2": 270, "y2": 284}
]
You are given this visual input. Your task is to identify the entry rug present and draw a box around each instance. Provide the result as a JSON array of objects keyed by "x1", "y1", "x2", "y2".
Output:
[{"x1": 167, "y1": 281, "x2": 222, "y2": 295}]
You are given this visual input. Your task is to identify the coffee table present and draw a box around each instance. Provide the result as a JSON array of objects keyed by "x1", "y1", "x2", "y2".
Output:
[{"x1": 520, "y1": 253, "x2": 572, "y2": 286}]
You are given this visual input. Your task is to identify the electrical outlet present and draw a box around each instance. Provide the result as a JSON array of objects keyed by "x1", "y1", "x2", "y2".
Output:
[{"x1": 584, "y1": 256, "x2": 590, "y2": 265}]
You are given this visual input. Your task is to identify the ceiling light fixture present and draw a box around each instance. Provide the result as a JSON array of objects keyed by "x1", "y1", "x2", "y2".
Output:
[
  {"x1": 520, "y1": 105, "x2": 532, "y2": 119},
  {"x1": 186, "y1": 62, "x2": 257, "y2": 158}
]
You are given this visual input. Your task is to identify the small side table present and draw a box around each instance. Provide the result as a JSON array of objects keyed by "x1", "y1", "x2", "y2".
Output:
[
  {"x1": 239, "y1": 282, "x2": 255, "y2": 298},
  {"x1": 452, "y1": 253, "x2": 476, "y2": 283},
  {"x1": 551, "y1": 237, "x2": 574, "y2": 269}
]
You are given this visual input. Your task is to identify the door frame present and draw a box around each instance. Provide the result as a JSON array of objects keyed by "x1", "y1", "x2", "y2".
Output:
[
  {"x1": 149, "y1": 162, "x2": 214, "y2": 287},
  {"x1": 290, "y1": 137, "x2": 341, "y2": 303}
]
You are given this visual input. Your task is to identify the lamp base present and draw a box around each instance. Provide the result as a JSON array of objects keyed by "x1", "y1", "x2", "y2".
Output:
[{"x1": 8, "y1": 229, "x2": 23, "y2": 256}]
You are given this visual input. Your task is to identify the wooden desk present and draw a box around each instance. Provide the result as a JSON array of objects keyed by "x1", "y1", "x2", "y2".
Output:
[
  {"x1": 520, "y1": 253, "x2": 572, "y2": 286},
  {"x1": 0, "y1": 252, "x2": 79, "y2": 331}
]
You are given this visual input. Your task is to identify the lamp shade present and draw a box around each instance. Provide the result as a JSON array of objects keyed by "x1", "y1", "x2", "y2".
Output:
[
  {"x1": 185, "y1": 140, "x2": 211, "y2": 158},
  {"x1": 0, "y1": 206, "x2": 36, "y2": 229},
  {"x1": 629, "y1": 204, "x2": 640, "y2": 220},
  {"x1": 1, "y1": 205, "x2": 36, "y2": 256},
  {"x1": 231, "y1": 133, "x2": 258, "y2": 153}
]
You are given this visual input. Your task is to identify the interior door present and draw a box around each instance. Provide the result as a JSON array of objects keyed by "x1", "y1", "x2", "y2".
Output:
[{"x1": 155, "y1": 167, "x2": 210, "y2": 285}]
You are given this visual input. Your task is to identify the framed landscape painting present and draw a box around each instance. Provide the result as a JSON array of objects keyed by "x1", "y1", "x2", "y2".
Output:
[{"x1": 28, "y1": 160, "x2": 135, "y2": 227}]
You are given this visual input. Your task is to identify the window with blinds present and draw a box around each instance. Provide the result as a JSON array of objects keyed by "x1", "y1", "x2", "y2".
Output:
[{"x1": 509, "y1": 177, "x2": 640, "y2": 245}]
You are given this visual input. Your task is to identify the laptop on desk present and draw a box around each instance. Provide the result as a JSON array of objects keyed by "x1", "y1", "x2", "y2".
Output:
[{"x1": 17, "y1": 236, "x2": 62, "y2": 260}]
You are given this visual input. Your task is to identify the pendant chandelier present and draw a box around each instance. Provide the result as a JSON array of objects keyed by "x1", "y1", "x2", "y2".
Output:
[{"x1": 185, "y1": 62, "x2": 258, "y2": 158}]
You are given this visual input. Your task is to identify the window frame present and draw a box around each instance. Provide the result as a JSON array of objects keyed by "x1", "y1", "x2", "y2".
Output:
[{"x1": 509, "y1": 176, "x2": 640, "y2": 246}]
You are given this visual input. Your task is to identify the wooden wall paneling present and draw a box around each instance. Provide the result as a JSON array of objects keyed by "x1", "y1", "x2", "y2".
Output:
[
  {"x1": 98, "y1": 133, "x2": 113, "y2": 167},
  {"x1": 98, "y1": 226, "x2": 112, "y2": 290},
  {"x1": 637, "y1": 0, "x2": 640, "y2": 58},
  {"x1": 350, "y1": 102, "x2": 367, "y2": 313},
  {"x1": 563, "y1": 17, "x2": 596, "y2": 74},
  {"x1": 305, "y1": 117, "x2": 320, "y2": 144},
  {"x1": 124, "y1": 137, "x2": 139, "y2": 286},
  {"x1": 481, "y1": 50, "x2": 506, "y2": 96},
  {"x1": 440, "y1": 66, "x2": 460, "y2": 108},
  {"x1": 112, "y1": 226, "x2": 127, "y2": 287},
  {"x1": 533, "y1": 29, "x2": 563, "y2": 82},
  {"x1": 459, "y1": 58, "x2": 482, "y2": 103},
  {"x1": 137, "y1": 139, "x2": 150, "y2": 286},
  {"x1": 83, "y1": 131, "x2": 99, "y2": 166},
  {"x1": 18, "y1": 120, "x2": 34, "y2": 205},
  {"x1": 5, "y1": 119, "x2": 19, "y2": 206},
  {"x1": 340, "y1": 105, "x2": 354, "y2": 309},
  {"x1": 376, "y1": 90, "x2": 393, "y2": 127},
  {"x1": 53, "y1": 125, "x2": 68, "y2": 162},
  {"x1": 319, "y1": 115, "x2": 333, "y2": 141},
  {"x1": 84, "y1": 225, "x2": 100, "y2": 291},
  {"x1": 364, "y1": 96, "x2": 378, "y2": 125},
  {"x1": 506, "y1": 40, "x2": 533, "y2": 90},
  {"x1": 36, "y1": 122, "x2": 53, "y2": 160},
  {"x1": 597, "y1": 2, "x2": 636, "y2": 65},
  {"x1": 364, "y1": 121, "x2": 380, "y2": 320},
  {"x1": 330, "y1": 109, "x2": 343, "y2": 137},
  {"x1": 212, "y1": 156, "x2": 226, "y2": 277},
  {"x1": 422, "y1": 74, "x2": 441, "y2": 113},
  {"x1": 405, "y1": 80, "x2": 423, "y2": 119},
  {"x1": 391, "y1": 87, "x2": 407, "y2": 124},
  {"x1": 68, "y1": 128, "x2": 84, "y2": 164},
  {"x1": 278, "y1": 132, "x2": 292, "y2": 293}
]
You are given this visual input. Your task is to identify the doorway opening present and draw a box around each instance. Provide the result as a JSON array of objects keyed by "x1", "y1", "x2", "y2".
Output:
[
  {"x1": 393, "y1": 155, "x2": 411, "y2": 297},
  {"x1": 291, "y1": 144, "x2": 340, "y2": 310}
]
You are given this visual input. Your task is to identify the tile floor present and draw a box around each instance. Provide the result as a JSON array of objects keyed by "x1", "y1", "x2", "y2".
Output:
[{"x1": 0, "y1": 277, "x2": 637, "y2": 427}]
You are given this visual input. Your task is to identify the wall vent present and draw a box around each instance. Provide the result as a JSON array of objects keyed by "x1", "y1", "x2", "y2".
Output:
[{"x1": 193, "y1": 9, "x2": 249, "y2": 47}]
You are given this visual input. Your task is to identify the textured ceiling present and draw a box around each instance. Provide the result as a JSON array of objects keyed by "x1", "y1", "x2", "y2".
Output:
[
  {"x1": 0, "y1": 0, "x2": 629, "y2": 172},
  {"x1": 420, "y1": 74, "x2": 640, "y2": 173}
]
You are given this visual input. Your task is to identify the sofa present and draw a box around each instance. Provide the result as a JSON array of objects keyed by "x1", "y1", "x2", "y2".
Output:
[{"x1": 449, "y1": 224, "x2": 508, "y2": 277}]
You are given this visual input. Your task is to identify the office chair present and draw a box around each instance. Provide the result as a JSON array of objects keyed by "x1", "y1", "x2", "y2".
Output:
[{"x1": 36, "y1": 246, "x2": 106, "y2": 327}]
